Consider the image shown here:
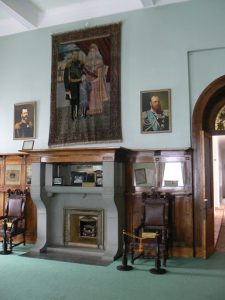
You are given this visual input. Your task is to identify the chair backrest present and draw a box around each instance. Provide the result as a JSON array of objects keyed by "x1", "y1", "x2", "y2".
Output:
[
  {"x1": 5, "y1": 189, "x2": 27, "y2": 218},
  {"x1": 142, "y1": 191, "x2": 170, "y2": 228},
  {"x1": 144, "y1": 203, "x2": 165, "y2": 226}
]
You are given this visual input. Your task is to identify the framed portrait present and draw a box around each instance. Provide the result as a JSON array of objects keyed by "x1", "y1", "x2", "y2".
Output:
[
  {"x1": 22, "y1": 140, "x2": 34, "y2": 150},
  {"x1": 14, "y1": 101, "x2": 36, "y2": 140},
  {"x1": 5, "y1": 165, "x2": 21, "y2": 185},
  {"x1": 134, "y1": 168, "x2": 147, "y2": 185},
  {"x1": 140, "y1": 89, "x2": 171, "y2": 133},
  {"x1": 48, "y1": 23, "x2": 122, "y2": 146}
]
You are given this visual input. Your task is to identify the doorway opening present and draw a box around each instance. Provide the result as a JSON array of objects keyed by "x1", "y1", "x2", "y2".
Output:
[{"x1": 213, "y1": 135, "x2": 225, "y2": 251}]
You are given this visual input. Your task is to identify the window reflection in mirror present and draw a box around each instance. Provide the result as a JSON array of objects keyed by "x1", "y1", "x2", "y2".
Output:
[
  {"x1": 161, "y1": 162, "x2": 185, "y2": 188},
  {"x1": 133, "y1": 163, "x2": 156, "y2": 187}
]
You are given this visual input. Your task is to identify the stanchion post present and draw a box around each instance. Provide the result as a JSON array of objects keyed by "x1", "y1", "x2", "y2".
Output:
[
  {"x1": 149, "y1": 232, "x2": 167, "y2": 274},
  {"x1": 117, "y1": 229, "x2": 133, "y2": 271},
  {"x1": 0, "y1": 219, "x2": 11, "y2": 255}
]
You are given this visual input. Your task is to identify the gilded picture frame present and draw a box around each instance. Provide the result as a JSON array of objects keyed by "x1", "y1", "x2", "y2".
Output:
[
  {"x1": 13, "y1": 101, "x2": 36, "y2": 140},
  {"x1": 140, "y1": 89, "x2": 171, "y2": 133}
]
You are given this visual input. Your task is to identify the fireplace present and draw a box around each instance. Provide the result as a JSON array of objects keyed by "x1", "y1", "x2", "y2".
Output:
[
  {"x1": 28, "y1": 148, "x2": 126, "y2": 265},
  {"x1": 64, "y1": 208, "x2": 103, "y2": 249}
]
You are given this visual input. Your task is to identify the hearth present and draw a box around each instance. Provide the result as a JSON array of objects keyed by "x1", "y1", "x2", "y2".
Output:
[{"x1": 64, "y1": 208, "x2": 103, "y2": 248}]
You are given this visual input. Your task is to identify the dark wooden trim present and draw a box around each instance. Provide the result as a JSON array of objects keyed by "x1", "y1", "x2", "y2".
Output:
[{"x1": 192, "y1": 75, "x2": 225, "y2": 256}]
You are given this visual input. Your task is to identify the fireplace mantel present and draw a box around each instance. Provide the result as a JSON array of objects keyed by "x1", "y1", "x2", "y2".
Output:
[
  {"x1": 25, "y1": 147, "x2": 127, "y2": 264},
  {"x1": 21, "y1": 147, "x2": 128, "y2": 163}
]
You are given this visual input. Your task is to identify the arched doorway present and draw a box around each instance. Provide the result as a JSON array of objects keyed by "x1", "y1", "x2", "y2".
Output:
[{"x1": 192, "y1": 75, "x2": 225, "y2": 258}]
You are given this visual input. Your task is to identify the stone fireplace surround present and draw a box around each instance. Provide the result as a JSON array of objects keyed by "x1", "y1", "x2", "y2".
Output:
[{"x1": 27, "y1": 148, "x2": 126, "y2": 265}]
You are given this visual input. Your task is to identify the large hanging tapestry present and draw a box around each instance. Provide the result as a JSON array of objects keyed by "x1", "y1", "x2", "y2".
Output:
[{"x1": 48, "y1": 23, "x2": 122, "y2": 146}]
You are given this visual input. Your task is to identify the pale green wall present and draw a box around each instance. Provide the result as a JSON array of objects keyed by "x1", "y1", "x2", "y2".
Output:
[{"x1": 0, "y1": 0, "x2": 225, "y2": 152}]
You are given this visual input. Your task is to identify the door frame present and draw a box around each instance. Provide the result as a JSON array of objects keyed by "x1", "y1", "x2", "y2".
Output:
[{"x1": 192, "y1": 75, "x2": 225, "y2": 258}]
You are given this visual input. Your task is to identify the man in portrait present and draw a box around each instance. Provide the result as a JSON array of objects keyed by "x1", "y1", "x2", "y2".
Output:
[
  {"x1": 63, "y1": 49, "x2": 84, "y2": 120},
  {"x1": 143, "y1": 95, "x2": 169, "y2": 132},
  {"x1": 14, "y1": 108, "x2": 34, "y2": 139}
]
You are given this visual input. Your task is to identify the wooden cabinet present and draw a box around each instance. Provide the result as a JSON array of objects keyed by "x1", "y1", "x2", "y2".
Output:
[
  {"x1": 0, "y1": 154, "x2": 37, "y2": 243},
  {"x1": 125, "y1": 149, "x2": 194, "y2": 257}
]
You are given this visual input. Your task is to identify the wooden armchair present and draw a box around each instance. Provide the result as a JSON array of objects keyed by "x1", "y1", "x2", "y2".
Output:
[
  {"x1": 131, "y1": 191, "x2": 171, "y2": 266},
  {"x1": 0, "y1": 189, "x2": 28, "y2": 254}
]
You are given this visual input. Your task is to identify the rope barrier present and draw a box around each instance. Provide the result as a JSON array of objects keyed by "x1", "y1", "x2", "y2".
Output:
[
  {"x1": 123, "y1": 230, "x2": 158, "y2": 253},
  {"x1": 117, "y1": 229, "x2": 167, "y2": 274}
]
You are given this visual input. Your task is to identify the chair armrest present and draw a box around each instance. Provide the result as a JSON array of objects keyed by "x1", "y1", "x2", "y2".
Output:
[
  {"x1": 10, "y1": 216, "x2": 25, "y2": 234},
  {"x1": 134, "y1": 222, "x2": 144, "y2": 236}
]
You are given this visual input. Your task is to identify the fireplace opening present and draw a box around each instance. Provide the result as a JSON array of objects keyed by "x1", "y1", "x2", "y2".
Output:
[
  {"x1": 80, "y1": 216, "x2": 97, "y2": 238},
  {"x1": 64, "y1": 208, "x2": 103, "y2": 249}
]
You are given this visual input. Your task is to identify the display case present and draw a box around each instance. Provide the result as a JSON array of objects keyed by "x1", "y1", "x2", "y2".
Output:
[{"x1": 126, "y1": 149, "x2": 194, "y2": 257}]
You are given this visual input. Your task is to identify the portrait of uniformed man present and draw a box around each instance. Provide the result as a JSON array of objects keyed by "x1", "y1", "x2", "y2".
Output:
[
  {"x1": 14, "y1": 102, "x2": 36, "y2": 139},
  {"x1": 141, "y1": 90, "x2": 171, "y2": 133}
]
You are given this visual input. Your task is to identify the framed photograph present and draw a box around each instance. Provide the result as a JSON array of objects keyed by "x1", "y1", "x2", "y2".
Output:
[
  {"x1": 53, "y1": 177, "x2": 64, "y2": 186},
  {"x1": 14, "y1": 101, "x2": 36, "y2": 140},
  {"x1": 134, "y1": 168, "x2": 147, "y2": 185},
  {"x1": 140, "y1": 89, "x2": 171, "y2": 133},
  {"x1": 48, "y1": 23, "x2": 122, "y2": 146},
  {"x1": 5, "y1": 165, "x2": 21, "y2": 185},
  {"x1": 71, "y1": 172, "x2": 86, "y2": 186},
  {"x1": 22, "y1": 140, "x2": 34, "y2": 150}
]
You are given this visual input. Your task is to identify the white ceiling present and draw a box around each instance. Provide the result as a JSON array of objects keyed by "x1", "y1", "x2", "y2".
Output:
[{"x1": 0, "y1": 0, "x2": 191, "y2": 37}]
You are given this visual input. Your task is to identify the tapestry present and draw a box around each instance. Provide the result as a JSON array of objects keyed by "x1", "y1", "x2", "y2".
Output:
[{"x1": 48, "y1": 23, "x2": 122, "y2": 146}]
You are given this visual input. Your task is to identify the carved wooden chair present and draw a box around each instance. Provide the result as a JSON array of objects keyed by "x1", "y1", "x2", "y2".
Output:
[
  {"x1": 0, "y1": 189, "x2": 28, "y2": 253},
  {"x1": 131, "y1": 191, "x2": 171, "y2": 266}
]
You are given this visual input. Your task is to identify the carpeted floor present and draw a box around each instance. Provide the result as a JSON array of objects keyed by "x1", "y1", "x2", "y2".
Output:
[{"x1": 0, "y1": 245, "x2": 225, "y2": 300}]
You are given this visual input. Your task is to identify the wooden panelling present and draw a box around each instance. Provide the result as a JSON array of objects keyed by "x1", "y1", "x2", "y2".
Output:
[
  {"x1": 0, "y1": 154, "x2": 37, "y2": 244},
  {"x1": 125, "y1": 149, "x2": 194, "y2": 257}
]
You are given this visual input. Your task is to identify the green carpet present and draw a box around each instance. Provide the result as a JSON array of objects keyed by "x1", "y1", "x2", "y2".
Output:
[{"x1": 0, "y1": 245, "x2": 224, "y2": 300}]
